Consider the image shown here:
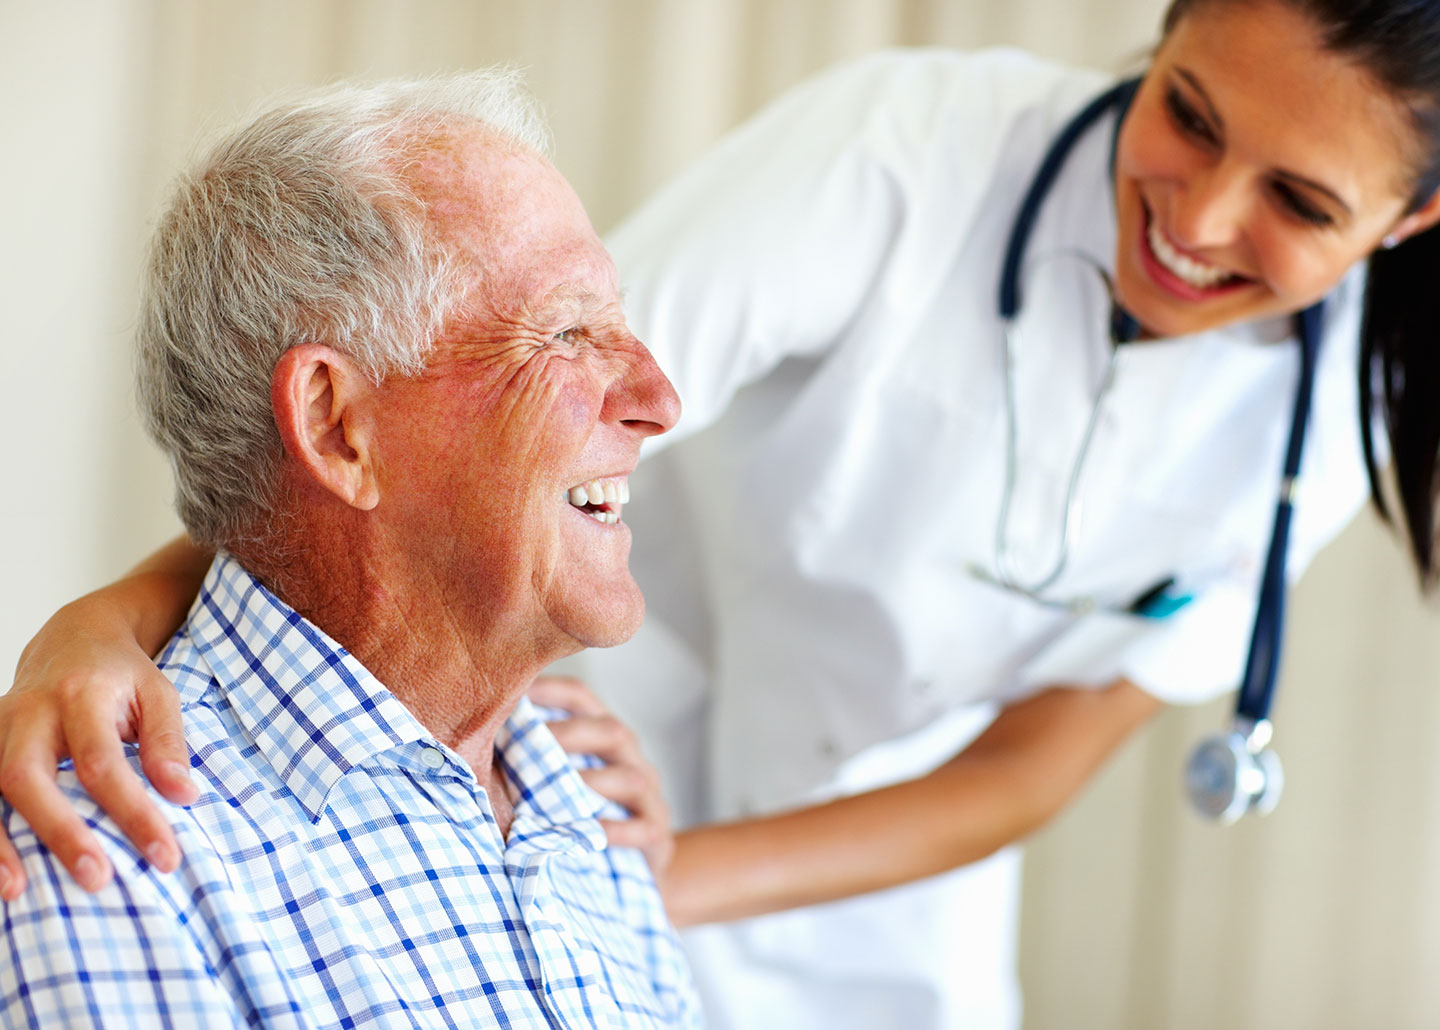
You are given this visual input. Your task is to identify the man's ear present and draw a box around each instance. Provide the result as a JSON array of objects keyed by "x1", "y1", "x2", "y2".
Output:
[
  {"x1": 1387, "y1": 187, "x2": 1440, "y2": 247},
  {"x1": 271, "y1": 345, "x2": 380, "y2": 511}
]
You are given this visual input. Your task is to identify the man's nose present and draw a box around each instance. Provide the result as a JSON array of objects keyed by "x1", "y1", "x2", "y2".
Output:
[
  {"x1": 603, "y1": 339, "x2": 681, "y2": 438},
  {"x1": 1170, "y1": 163, "x2": 1251, "y2": 250}
]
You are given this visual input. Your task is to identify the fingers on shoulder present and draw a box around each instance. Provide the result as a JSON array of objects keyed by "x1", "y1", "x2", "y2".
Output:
[
  {"x1": 581, "y1": 763, "x2": 667, "y2": 815},
  {"x1": 527, "y1": 674, "x2": 609, "y2": 717},
  {"x1": 550, "y1": 712, "x2": 640, "y2": 760}
]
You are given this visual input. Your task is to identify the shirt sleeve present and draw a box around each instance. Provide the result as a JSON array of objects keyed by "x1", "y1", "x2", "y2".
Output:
[{"x1": 0, "y1": 795, "x2": 247, "y2": 1029}]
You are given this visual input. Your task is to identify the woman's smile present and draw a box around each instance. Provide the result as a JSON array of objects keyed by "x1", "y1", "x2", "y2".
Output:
[
  {"x1": 1139, "y1": 201, "x2": 1251, "y2": 300},
  {"x1": 1111, "y1": 0, "x2": 1424, "y2": 338}
]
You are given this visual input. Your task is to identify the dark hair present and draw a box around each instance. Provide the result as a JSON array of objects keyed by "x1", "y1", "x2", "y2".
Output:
[{"x1": 1165, "y1": 0, "x2": 1440, "y2": 589}]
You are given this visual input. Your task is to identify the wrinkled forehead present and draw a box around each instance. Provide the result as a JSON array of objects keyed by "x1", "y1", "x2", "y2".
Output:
[{"x1": 403, "y1": 124, "x2": 617, "y2": 316}]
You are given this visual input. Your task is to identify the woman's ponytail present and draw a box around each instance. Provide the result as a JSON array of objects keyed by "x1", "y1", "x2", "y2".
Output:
[{"x1": 1359, "y1": 226, "x2": 1440, "y2": 590}]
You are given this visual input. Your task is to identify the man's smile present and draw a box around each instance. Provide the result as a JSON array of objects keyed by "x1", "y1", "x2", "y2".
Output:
[{"x1": 565, "y1": 475, "x2": 630, "y2": 525}]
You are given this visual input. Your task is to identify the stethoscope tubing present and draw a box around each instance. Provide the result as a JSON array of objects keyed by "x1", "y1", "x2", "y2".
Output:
[
  {"x1": 998, "y1": 79, "x2": 1142, "y2": 321},
  {"x1": 995, "y1": 76, "x2": 1325, "y2": 730},
  {"x1": 1236, "y1": 301, "x2": 1323, "y2": 722},
  {"x1": 992, "y1": 321, "x2": 1120, "y2": 594}
]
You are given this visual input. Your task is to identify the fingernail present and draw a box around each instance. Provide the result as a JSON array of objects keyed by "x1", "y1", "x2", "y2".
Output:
[
  {"x1": 162, "y1": 760, "x2": 191, "y2": 782},
  {"x1": 162, "y1": 762, "x2": 199, "y2": 802},
  {"x1": 144, "y1": 841, "x2": 174, "y2": 872},
  {"x1": 74, "y1": 854, "x2": 105, "y2": 892}
]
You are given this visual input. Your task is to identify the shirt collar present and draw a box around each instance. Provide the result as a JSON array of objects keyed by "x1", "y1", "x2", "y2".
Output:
[
  {"x1": 497, "y1": 698, "x2": 609, "y2": 853},
  {"x1": 183, "y1": 554, "x2": 609, "y2": 850},
  {"x1": 184, "y1": 553, "x2": 431, "y2": 821}
]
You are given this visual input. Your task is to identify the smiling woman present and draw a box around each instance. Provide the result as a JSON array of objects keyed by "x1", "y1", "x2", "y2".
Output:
[
  {"x1": 1112, "y1": 0, "x2": 1440, "y2": 340},
  {"x1": 556, "y1": 0, "x2": 1440, "y2": 1022}
]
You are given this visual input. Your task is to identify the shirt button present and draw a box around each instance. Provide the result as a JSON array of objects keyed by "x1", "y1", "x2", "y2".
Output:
[{"x1": 420, "y1": 746, "x2": 445, "y2": 770}]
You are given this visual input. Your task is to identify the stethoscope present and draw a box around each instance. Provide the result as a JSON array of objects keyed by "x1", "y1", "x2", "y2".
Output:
[{"x1": 988, "y1": 77, "x2": 1325, "y2": 823}]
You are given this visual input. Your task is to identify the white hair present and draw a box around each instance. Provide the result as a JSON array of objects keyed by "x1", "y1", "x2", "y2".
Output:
[{"x1": 135, "y1": 68, "x2": 553, "y2": 550}]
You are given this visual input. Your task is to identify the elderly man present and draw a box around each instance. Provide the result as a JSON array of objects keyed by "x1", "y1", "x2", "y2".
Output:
[{"x1": 0, "y1": 71, "x2": 697, "y2": 1027}]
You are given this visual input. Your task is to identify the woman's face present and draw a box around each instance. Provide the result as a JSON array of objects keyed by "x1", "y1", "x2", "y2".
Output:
[{"x1": 1112, "y1": 0, "x2": 1440, "y2": 338}]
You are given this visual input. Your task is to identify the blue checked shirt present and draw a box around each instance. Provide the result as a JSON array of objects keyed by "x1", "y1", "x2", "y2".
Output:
[{"x1": 1, "y1": 554, "x2": 700, "y2": 1028}]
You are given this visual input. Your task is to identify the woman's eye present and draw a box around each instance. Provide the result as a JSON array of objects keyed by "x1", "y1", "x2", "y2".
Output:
[
  {"x1": 551, "y1": 327, "x2": 580, "y2": 345},
  {"x1": 1165, "y1": 87, "x2": 1216, "y2": 145},
  {"x1": 1273, "y1": 182, "x2": 1334, "y2": 227}
]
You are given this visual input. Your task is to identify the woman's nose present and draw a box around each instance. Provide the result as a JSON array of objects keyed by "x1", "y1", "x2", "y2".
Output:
[{"x1": 1169, "y1": 164, "x2": 1251, "y2": 250}]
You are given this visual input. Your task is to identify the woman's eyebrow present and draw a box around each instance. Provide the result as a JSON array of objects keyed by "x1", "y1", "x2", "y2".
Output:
[{"x1": 1175, "y1": 68, "x2": 1223, "y2": 129}]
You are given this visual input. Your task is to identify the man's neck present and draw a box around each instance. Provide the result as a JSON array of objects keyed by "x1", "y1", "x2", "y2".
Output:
[{"x1": 233, "y1": 529, "x2": 564, "y2": 835}]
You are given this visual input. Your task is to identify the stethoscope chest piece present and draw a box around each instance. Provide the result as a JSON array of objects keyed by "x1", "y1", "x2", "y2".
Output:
[{"x1": 1184, "y1": 719, "x2": 1284, "y2": 823}]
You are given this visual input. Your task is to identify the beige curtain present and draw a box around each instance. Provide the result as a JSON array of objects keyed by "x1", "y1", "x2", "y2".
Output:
[{"x1": 4, "y1": 2, "x2": 1437, "y2": 1026}]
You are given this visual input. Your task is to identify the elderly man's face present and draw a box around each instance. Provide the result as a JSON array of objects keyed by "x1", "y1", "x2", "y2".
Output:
[{"x1": 372, "y1": 130, "x2": 678, "y2": 656}]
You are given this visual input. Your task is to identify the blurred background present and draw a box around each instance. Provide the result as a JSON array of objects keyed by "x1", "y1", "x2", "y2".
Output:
[{"x1": 4, "y1": 2, "x2": 1439, "y2": 1027}]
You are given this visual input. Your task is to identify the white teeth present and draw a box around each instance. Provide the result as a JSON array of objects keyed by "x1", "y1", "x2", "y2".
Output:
[
  {"x1": 1147, "y1": 220, "x2": 1231, "y2": 288},
  {"x1": 564, "y1": 476, "x2": 628, "y2": 525}
]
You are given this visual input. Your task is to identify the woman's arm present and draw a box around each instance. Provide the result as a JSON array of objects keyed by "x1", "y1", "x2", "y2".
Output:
[
  {"x1": 661, "y1": 678, "x2": 1161, "y2": 927},
  {"x1": 0, "y1": 536, "x2": 211, "y2": 898}
]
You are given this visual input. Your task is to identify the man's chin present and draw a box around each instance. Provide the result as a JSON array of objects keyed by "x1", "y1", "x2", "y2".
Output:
[
  {"x1": 554, "y1": 593, "x2": 646, "y2": 651},
  {"x1": 576, "y1": 616, "x2": 645, "y2": 651}
]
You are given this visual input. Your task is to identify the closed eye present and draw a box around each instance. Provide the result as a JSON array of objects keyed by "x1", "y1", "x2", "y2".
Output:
[
  {"x1": 1271, "y1": 180, "x2": 1334, "y2": 227},
  {"x1": 1165, "y1": 86, "x2": 1217, "y2": 146}
]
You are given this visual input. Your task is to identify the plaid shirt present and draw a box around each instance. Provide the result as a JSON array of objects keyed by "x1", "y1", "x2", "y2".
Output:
[{"x1": 1, "y1": 554, "x2": 700, "y2": 1028}]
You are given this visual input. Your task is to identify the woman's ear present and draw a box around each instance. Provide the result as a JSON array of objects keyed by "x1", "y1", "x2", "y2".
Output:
[
  {"x1": 1386, "y1": 187, "x2": 1440, "y2": 248},
  {"x1": 271, "y1": 345, "x2": 380, "y2": 511}
]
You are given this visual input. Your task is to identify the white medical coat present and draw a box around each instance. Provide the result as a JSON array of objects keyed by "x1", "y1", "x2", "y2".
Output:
[{"x1": 578, "y1": 48, "x2": 1373, "y2": 1029}]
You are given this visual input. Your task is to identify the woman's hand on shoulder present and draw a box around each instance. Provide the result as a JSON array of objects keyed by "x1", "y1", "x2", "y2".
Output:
[
  {"x1": 0, "y1": 596, "x2": 196, "y2": 899},
  {"x1": 528, "y1": 674, "x2": 675, "y2": 880}
]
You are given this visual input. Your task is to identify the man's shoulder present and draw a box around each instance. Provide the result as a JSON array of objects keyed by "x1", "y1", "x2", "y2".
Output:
[
  {"x1": 11, "y1": 733, "x2": 253, "y2": 900},
  {"x1": 1, "y1": 671, "x2": 292, "y2": 935},
  {"x1": 1, "y1": 762, "x2": 233, "y2": 982},
  {"x1": 0, "y1": 751, "x2": 291, "y2": 1025}
]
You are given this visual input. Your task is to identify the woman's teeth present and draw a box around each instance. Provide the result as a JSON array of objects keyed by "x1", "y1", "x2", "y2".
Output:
[
  {"x1": 566, "y1": 477, "x2": 629, "y2": 524},
  {"x1": 1147, "y1": 221, "x2": 1232, "y2": 288}
]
